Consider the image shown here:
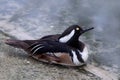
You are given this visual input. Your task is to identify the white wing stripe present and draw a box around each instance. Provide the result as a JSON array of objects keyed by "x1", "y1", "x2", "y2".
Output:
[
  {"x1": 32, "y1": 46, "x2": 44, "y2": 54},
  {"x1": 31, "y1": 44, "x2": 42, "y2": 51}
]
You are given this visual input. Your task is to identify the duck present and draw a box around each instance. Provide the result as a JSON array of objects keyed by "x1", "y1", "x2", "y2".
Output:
[{"x1": 5, "y1": 25, "x2": 94, "y2": 66}]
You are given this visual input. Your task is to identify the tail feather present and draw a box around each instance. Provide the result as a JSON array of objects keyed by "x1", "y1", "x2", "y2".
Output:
[{"x1": 5, "y1": 39, "x2": 30, "y2": 50}]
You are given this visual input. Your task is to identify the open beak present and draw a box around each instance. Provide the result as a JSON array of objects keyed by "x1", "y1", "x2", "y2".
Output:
[{"x1": 82, "y1": 27, "x2": 94, "y2": 33}]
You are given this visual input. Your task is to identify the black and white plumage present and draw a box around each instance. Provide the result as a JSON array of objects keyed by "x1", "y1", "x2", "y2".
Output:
[
  {"x1": 28, "y1": 40, "x2": 85, "y2": 65},
  {"x1": 5, "y1": 25, "x2": 94, "y2": 66}
]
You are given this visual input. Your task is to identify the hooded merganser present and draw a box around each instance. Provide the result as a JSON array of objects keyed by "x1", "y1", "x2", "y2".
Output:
[{"x1": 5, "y1": 25, "x2": 94, "y2": 66}]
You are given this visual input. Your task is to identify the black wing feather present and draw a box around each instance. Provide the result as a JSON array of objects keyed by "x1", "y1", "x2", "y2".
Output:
[{"x1": 29, "y1": 41, "x2": 71, "y2": 55}]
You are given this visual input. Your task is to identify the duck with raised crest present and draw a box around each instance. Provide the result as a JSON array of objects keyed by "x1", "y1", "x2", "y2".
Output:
[{"x1": 5, "y1": 25, "x2": 94, "y2": 66}]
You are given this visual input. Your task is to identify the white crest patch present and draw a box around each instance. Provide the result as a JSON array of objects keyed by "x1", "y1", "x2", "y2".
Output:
[
  {"x1": 80, "y1": 47, "x2": 88, "y2": 61},
  {"x1": 59, "y1": 30, "x2": 75, "y2": 43},
  {"x1": 72, "y1": 50, "x2": 81, "y2": 65}
]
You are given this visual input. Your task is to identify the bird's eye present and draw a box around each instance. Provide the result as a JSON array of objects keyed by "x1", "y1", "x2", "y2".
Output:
[{"x1": 76, "y1": 27, "x2": 79, "y2": 30}]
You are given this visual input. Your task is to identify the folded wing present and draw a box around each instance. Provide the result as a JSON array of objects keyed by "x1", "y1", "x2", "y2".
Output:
[{"x1": 28, "y1": 41, "x2": 71, "y2": 55}]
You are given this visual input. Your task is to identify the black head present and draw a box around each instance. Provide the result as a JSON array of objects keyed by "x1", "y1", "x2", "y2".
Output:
[{"x1": 59, "y1": 25, "x2": 94, "y2": 43}]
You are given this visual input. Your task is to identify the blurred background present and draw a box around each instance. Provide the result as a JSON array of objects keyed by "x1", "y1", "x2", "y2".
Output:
[{"x1": 0, "y1": 0, "x2": 120, "y2": 79}]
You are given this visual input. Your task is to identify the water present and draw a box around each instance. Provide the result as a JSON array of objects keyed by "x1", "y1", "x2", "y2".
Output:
[{"x1": 0, "y1": 0, "x2": 120, "y2": 74}]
